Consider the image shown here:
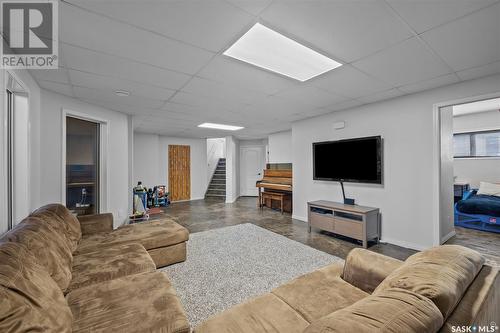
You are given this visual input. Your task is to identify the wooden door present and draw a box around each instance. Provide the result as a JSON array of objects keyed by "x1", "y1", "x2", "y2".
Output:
[{"x1": 168, "y1": 145, "x2": 190, "y2": 201}]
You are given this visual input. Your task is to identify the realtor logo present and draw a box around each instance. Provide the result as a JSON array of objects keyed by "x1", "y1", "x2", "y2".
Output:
[{"x1": 1, "y1": 0, "x2": 58, "y2": 68}]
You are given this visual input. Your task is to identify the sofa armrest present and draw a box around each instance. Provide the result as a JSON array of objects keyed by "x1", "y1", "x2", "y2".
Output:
[
  {"x1": 77, "y1": 213, "x2": 114, "y2": 236},
  {"x1": 342, "y1": 248, "x2": 403, "y2": 294}
]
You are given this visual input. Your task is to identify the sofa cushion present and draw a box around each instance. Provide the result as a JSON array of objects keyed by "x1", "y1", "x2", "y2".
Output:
[
  {"x1": 75, "y1": 219, "x2": 189, "y2": 255},
  {"x1": 304, "y1": 288, "x2": 443, "y2": 333},
  {"x1": 0, "y1": 217, "x2": 73, "y2": 291},
  {"x1": 441, "y1": 265, "x2": 500, "y2": 332},
  {"x1": 66, "y1": 271, "x2": 189, "y2": 333},
  {"x1": 67, "y1": 243, "x2": 156, "y2": 293},
  {"x1": 343, "y1": 248, "x2": 403, "y2": 293},
  {"x1": 194, "y1": 293, "x2": 309, "y2": 333},
  {"x1": 374, "y1": 245, "x2": 484, "y2": 320},
  {"x1": 31, "y1": 203, "x2": 82, "y2": 251},
  {"x1": 271, "y1": 262, "x2": 368, "y2": 323},
  {"x1": 0, "y1": 242, "x2": 73, "y2": 333},
  {"x1": 148, "y1": 241, "x2": 187, "y2": 268}
]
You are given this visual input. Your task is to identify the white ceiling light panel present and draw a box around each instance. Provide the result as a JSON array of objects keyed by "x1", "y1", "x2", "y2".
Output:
[{"x1": 224, "y1": 23, "x2": 342, "y2": 82}]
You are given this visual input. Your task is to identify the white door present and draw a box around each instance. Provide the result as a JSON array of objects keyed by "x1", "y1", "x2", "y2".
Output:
[{"x1": 240, "y1": 146, "x2": 265, "y2": 196}]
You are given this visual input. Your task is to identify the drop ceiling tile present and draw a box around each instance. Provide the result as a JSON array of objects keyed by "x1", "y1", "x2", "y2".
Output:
[
  {"x1": 421, "y1": 3, "x2": 500, "y2": 71},
  {"x1": 161, "y1": 102, "x2": 208, "y2": 116},
  {"x1": 68, "y1": 70, "x2": 175, "y2": 101},
  {"x1": 294, "y1": 108, "x2": 335, "y2": 118},
  {"x1": 65, "y1": 0, "x2": 254, "y2": 52},
  {"x1": 144, "y1": 116, "x2": 196, "y2": 128},
  {"x1": 326, "y1": 99, "x2": 364, "y2": 112},
  {"x1": 39, "y1": 81, "x2": 74, "y2": 97},
  {"x1": 181, "y1": 77, "x2": 266, "y2": 105},
  {"x1": 197, "y1": 55, "x2": 295, "y2": 94},
  {"x1": 160, "y1": 102, "x2": 252, "y2": 126},
  {"x1": 148, "y1": 109, "x2": 205, "y2": 122},
  {"x1": 245, "y1": 96, "x2": 312, "y2": 117},
  {"x1": 387, "y1": 0, "x2": 497, "y2": 33},
  {"x1": 260, "y1": 0, "x2": 412, "y2": 62},
  {"x1": 80, "y1": 98, "x2": 159, "y2": 116},
  {"x1": 169, "y1": 91, "x2": 243, "y2": 113},
  {"x1": 132, "y1": 115, "x2": 148, "y2": 126},
  {"x1": 399, "y1": 74, "x2": 460, "y2": 94},
  {"x1": 146, "y1": 113, "x2": 201, "y2": 125},
  {"x1": 60, "y1": 3, "x2": 214, "y2": 75},
  {"x1": 62, "y1": 45, "x2": 191, "y2": 90},
  {"x1": 456, "y1": 61, "x2": 500, "y2": 81},
  {"x1": 311, "y1": 65, "x2": 392, "y2": 99},
  {"x1": 73, "y1": 86, "x2": 165, "y2": 111},
  {"x1": 274, "y1": 86, "x2": 348, "y2": 108},
  {"x1": 357, "y1": 88, "x2": 405, "y2": 104},
  {"x1": 352, "y1": 37, "x2": 452, "y2": 86},
  {"x1": 225, "y1": 0, "x2": 273, "y2": 15},
  {"x1": 29, "y1": 69, "x2": 70, "y2": 85}
]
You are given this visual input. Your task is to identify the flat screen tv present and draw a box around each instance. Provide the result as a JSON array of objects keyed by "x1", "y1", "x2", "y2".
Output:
[{"x1": 313, "y1": 136, "x2": 382, "y2": 184}]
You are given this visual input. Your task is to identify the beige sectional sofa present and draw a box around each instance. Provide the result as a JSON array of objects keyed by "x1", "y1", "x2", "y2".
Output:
[
  {"x1": 1, "y1": 203, "x2": 498, "y2": 333},
  {"x1": 195, "y1": 246, "x2": 499, "y2": 333},
  {"x1": 0, "y1": 204, "x2": 190, "y2": 332}
]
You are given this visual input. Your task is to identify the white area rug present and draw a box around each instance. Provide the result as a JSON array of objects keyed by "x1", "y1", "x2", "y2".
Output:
[{"x1": 160, "y1": 223, "x2": 342, "y2": 327}]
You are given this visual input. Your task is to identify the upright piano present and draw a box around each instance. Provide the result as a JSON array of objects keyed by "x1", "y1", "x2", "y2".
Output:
[{"x1": 256, "y1": 169, "x2": 292, "y2": 213}]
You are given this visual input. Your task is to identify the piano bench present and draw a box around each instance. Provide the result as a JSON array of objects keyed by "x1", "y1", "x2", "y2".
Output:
[{"x1": 261, "y1": 191, "x2": 287, "y2": 214}]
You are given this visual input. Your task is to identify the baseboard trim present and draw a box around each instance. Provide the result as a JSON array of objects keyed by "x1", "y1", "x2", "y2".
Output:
[
  {"x1": 440, "y1": 229, "x2": 456, "y2": 244},
  {"x1": 171, "y1": 197, "x2": 205, "y2": 203},
  {"x1": 292, "y1": 214, "x2": 307, "y2": 222},
  {"x1": 225, "y1": 196, "x2": 239, "y2": 204},
  {"x1": 379, "y1": 237, "x2": 428, "y2": 251}
]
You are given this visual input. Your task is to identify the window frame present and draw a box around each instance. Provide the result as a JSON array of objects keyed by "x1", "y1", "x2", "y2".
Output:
[{"x1": 453, "y1": 128, "x2": 500, "y2": 159}]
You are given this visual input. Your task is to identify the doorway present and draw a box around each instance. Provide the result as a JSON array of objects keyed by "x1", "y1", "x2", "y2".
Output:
[
  {"x1": 240, "y1": 146, "x2": 265, "y2": 196},
  {"x1": 434, "y1": 94, "x2": 500, "y2": 264},
  {"x1": 169, "y1": 145, "x2": 191, "y2": 201},
  {"x1": 6, "y1": 74, "x2": 29, "y2": 229},
  {"x1": 65, "y1": 117, "x2": 100, "y2": 216}
]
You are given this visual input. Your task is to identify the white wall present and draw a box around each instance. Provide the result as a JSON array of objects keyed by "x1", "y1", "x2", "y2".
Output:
[
  {"x1": 133, "y1": 133, "x2": 208, "y2": 201},
  {"x1": 453, "y1": 110, "x2": 500, "y2": 188},
  {"x1": 293, "y1": 74, "x2": 500, "y2": 250},
  {"x1": 207, "y1": 138, "x2": 225, "y2": 182},
  {"x1": 268, "y1": 131, "x2": 292, "y2": 163},
  {"x1": 0, "y1": 69, "x2": 131, "y2": 231},
  {"x1": 134, "y1": 133, "x2": 160, "y2": 187},
  {"x1": 40, "y1": 90, "x2": 132, "y2": 227},
  {"x1": 225, "y1": 135, "x2": 240, "y2": 203}
]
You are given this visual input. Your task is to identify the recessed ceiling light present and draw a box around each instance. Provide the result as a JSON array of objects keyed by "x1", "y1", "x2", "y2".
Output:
[
  {"x1": 198, "y1": 123, "x2": 244, "y2": 131},
  {"x1": 115, "y1": 90, "x2": 130, "y2": 97},
  {"x1": 224, "y1": 23, "x2": 342, "y2": 82}
]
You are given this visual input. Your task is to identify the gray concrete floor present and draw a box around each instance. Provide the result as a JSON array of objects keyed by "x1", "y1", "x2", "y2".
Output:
[{"x1": 158, "y1": 197, "x2": 499, "y2": 266}]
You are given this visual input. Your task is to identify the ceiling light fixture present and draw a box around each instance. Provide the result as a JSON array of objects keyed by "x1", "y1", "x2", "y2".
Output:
[
  {"x1": 198, "y1": 123, "x2": 244, "y2": 131},
  {"x1": 224, "y1": 23, "x2": 342, "y2": 82},
  {"x1": 115, "y1": 90, "x2": 130, "y2": 97}
]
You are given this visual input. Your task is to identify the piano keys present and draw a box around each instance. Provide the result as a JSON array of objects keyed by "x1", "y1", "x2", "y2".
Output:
[{"x1": 256, "y1": 169, "x2": 292, "y2": 213}]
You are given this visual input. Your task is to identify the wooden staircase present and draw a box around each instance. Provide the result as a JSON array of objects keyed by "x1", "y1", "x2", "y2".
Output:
[{"x1": 205, "y1": 158, "x2": 226, "y2": 199}]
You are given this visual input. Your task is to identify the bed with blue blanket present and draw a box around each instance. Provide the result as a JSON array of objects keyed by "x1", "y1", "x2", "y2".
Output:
[{"x1": 455, "y1": 190, "x2": 500, "y2": 233}]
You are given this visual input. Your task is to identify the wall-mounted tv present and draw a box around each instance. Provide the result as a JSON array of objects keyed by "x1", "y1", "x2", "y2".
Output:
[{"x1": 313, "y1": 136, "x2": 382, "y2": 184}]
